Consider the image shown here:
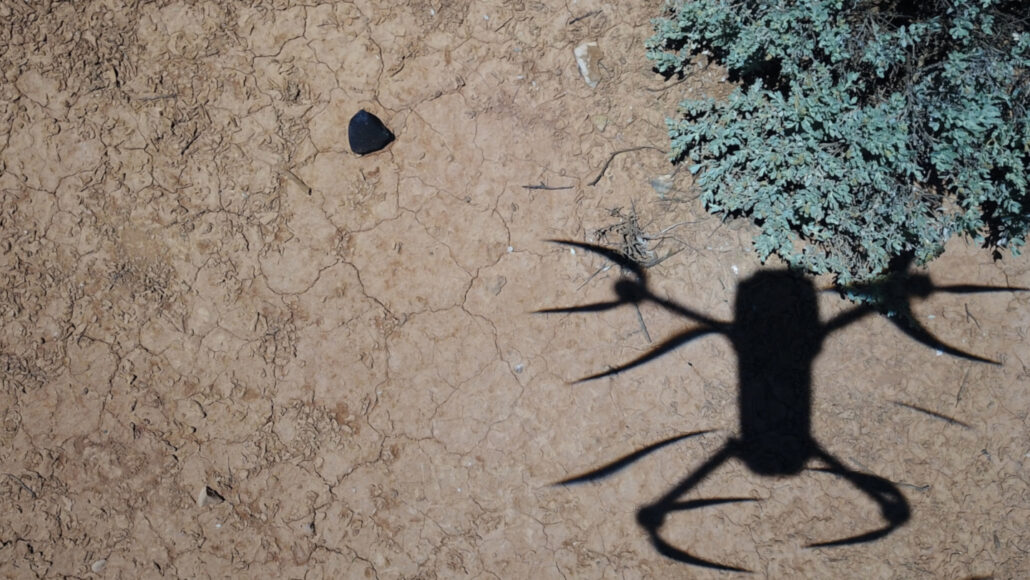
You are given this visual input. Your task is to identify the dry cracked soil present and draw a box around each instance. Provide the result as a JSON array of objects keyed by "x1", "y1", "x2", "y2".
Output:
[{"x1": 1, "y1": 1, "x2": 1029, "y2": 579}]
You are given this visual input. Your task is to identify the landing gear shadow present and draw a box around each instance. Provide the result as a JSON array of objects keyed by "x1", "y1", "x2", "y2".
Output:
[{"x1": 539, "y1": 240, "x2": 1024, "y2": 571}]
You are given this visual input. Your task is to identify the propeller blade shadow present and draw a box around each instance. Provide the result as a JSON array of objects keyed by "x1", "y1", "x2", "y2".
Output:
[
  {"x1": 934, "y1": 284, "x2": 1029, "y2": 294},
  {"x1": 535, "y1": 301, "x2": 625, "y2": 314},
  {"x1": 555, "y1": 430, "x2": 713, "y2": 486},
  {"x1": 547, "y1": 239, "x2": 646, "y2": 280},
  {"x1": 886, "y1": 316, "x2": 999, "y2": 364},
  {"x1": 574, "y1": 326, "x2": 719, "y2": 382}
]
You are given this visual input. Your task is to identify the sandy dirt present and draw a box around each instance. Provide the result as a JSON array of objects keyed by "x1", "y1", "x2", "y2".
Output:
[{"x1": 1, "y1": 1, "x2": 1028, "y2": 578}]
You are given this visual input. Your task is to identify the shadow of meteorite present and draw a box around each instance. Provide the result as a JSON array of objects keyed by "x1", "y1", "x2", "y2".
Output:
[{"x1": 539, "y1": 240, "x2": 1024, "y2": 572}]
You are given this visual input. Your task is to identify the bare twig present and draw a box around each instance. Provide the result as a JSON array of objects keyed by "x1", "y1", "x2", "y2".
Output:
[
  {"x1": 964, "y1": 303, "x2": 982, "y2": 330},
  {"x1": 522, "y1": 182, "x2": 574, "y2": 191},
  {"x1": 6, "y1": 474, "x2": 37, "y2": 499},
  {"x1": 634, "y1": 304, "x2": 652, "y2": 343},
  {"x1": 568, "y1": 10, "x2": 601, "y2": 25},
  {"x1": 897, "y1": 481, "x2": 931, "y2": 492},
  {"x1": 955, "y1": 367, "x2": 970, "y2": 404},
  {"x1": 577, "y1": 264, "x2": 612, "y2": 290},
  {"x1": 645, "y1": 247, "x2": 685, "y2": 268},
  {"x1": 588, "y1": 146, "x2": 666, "y2": 186},
  {"x1": 644, "y1": 77, "x2": 690, "y2": 93},
  {"x1": 133, "y1": 93, "x2": 178, "y2": 101},
  {"x1": 280, "y1": 168, "x2": 312, "y2": 195}
]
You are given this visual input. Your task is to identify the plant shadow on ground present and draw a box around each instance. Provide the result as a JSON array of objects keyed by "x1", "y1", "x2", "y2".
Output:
[{"x1": 539, "y1": 240, "x2": 1025, "y2": 572}]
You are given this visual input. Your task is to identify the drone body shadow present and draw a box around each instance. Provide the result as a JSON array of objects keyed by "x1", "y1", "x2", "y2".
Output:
[{"x1": 539, "y1": 239, "x2": 1025, "y2": 572}]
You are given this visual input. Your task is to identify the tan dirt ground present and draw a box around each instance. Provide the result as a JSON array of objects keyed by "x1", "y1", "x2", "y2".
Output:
[{"x1": 1, "y1": 1, "x2": 1028, "y2": 578}]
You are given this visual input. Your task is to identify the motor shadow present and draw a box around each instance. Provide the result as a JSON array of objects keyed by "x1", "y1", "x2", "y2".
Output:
[{"x1": 539, "y1": 240, "x2": 1024, "y2": 572}]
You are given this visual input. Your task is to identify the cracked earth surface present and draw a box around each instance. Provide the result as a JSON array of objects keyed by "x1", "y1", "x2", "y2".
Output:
[{"x1": 1, "y1": 1, "x2": 1029, "y2": 578}]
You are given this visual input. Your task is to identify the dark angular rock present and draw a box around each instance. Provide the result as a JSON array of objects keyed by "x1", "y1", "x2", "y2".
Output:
[{"x1": 348, "y1": 109, "x2": 395, "y2": 155}]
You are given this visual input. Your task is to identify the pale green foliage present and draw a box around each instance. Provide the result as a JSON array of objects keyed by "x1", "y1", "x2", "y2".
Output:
[{"x1": 648, "y1": 0, "x2": 1029, "y2": 284}]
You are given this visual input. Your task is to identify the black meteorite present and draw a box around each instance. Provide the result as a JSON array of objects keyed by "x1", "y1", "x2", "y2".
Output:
[{"x1": 348, "y1": 109, "x2": 395, "y2": 155}]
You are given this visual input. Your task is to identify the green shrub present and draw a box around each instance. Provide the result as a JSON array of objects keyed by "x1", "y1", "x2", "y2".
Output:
[{"x1": 647, "y1": 0, "x2": 1029, "y2": 284}]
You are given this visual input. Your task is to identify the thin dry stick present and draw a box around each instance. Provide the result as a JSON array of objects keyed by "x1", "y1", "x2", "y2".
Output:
[
  {"x1": 577, "y1": 264, "x2": 612, "y2": 290},
  {"x1": 644, "y1": 77, "x2": 690, "y2": 93},
  {"x1": 964, "y1": 303, "x2": 982, "y2": 330},
  {"x1": 588, "y1": 146, "x2": 666, "y2": 186},
  {"x1": 645, "y1": 247, "x2": 685, "y2": 268},
  {"x1": 134, "y1": 93, "x2": 178, "y2": 101},
  {"x1": 6, "y1": 473, "x2": 37, "y2": 499},
  {"x1": 522, "y1": 182, "x2": 574, "y2": 191},
  {"x1": 568, "y1": 9, "x2": 601, "y2": 25},
  {"x1": 280, "y1": 168, "x2": 312, "y2": 195},
  {"x1": 635, "y1": 304, "x2": 653, "y2": 344},
  {"x1": 653, "y1": 220, "x2": 704, "y2": 237}
]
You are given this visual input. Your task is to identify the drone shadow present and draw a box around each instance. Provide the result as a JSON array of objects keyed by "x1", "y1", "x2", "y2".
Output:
[{"x1": 539, "y1": 240, "x2": 1024, "y2": 572}]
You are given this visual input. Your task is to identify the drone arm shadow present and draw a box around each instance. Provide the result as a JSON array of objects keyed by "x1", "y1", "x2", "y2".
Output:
[
  {"x1": 807, "y1": 448, "x2": 911, "y2": 547},
  {"x1": 820, "y1": 304, "x2": 876, "y2": 338},
  {"x1": 556, "y1": 434, "x2": 911, "y2": 570},
  {"x1": 555, "y1": 433, "x2": 753, "y2": 571},
  {"x1": 650, "y1": 294, "x2": 730, "y2": 330},
  {"x1": 635, "y1": 439, "x2": 755, "y2": 572},
  {"x1": 633, "y1": 441, "x2": 910, "y2": 569}
]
